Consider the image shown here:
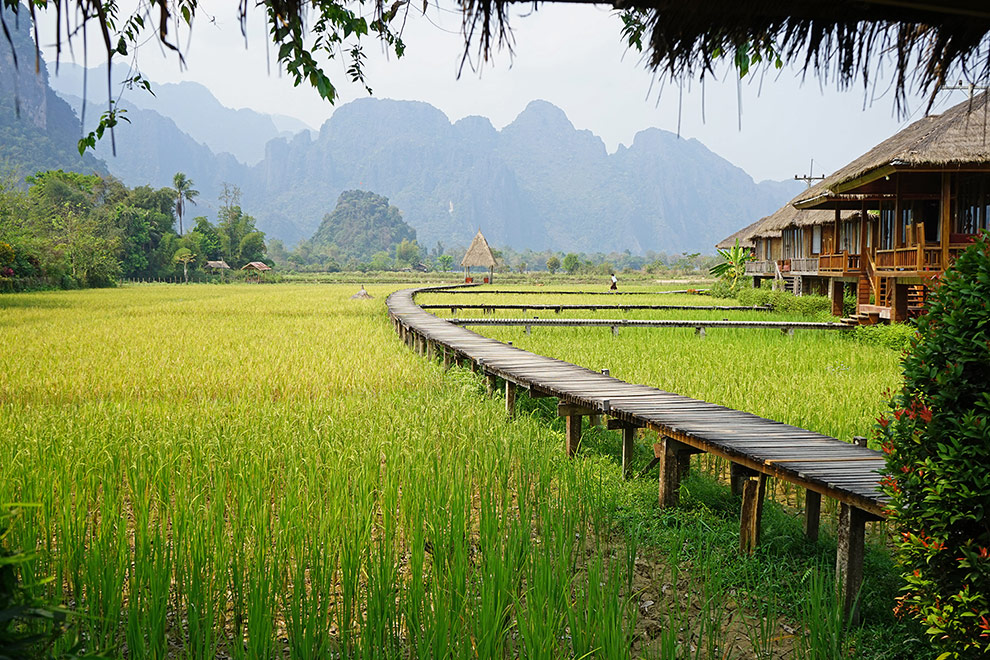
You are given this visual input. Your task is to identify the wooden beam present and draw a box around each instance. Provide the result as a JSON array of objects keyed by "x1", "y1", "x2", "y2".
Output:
[
  {"x1": 836, "y1": 504, "x2": 868, "y2": 625},
  {"x1": 589, "y1": 413, "x2": 603, "y2": 427},
  {"x1": 505, "y1": 381, "x2": 516, "y2": 418},
  {"x1": 739, "y1": 474, "x2": 768, "y2": 554},
  {"x1": 486, "y1": 373, "x2": 497, "y2": 396},
  {"x1": 558, "y1": 402, "x2": 595, "y2": 417},
  {"x1": 607, "y1": 418, "x2": 644, "y2": 431},
  {"x1": 805, "y1": 490, "x2": 822, "y2": 542}
]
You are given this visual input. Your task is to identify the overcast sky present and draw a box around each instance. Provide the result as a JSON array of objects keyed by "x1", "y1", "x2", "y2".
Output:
[{"x1": 39, "y1": 3, "x2": 974, "y2": 183}]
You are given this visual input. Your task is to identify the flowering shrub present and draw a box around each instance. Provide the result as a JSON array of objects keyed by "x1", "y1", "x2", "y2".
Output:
[{"x1": 879, "y1": 232, "x2": 990, "y2": 659}]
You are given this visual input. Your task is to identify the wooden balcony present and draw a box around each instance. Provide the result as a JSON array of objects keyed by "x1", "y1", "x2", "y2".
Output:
[
  {"x1": 745, "y1": 260, "x2": 775, "y2": 275},
  {"x1": 790, "y1": 257, "x2": 820, "y2": 274},
  {"x1": 875, "y1": 245, "x2": 944, "y2": 273},
  {"x1": 818, "y1": 251, "x2": 861, "y2": 275}
]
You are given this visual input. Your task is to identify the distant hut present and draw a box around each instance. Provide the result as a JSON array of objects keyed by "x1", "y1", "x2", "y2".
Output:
[
  {"x1": 241, "y1": 261, "x2": 272, "y2": 282},
  {"x1": 460, "y1": 229, "x2": 497, "y2": 284},
  {"x1": 204, "y1": 260, "x2": 231, "y2": 272}
]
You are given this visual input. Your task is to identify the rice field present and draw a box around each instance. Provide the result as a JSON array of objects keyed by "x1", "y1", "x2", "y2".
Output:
[
  {"x1": 419, "y1": 286, "x2": 902, "y2": 444},
  {"x1": 0, "y1": 283, "x2": 928, "y2": 658}
]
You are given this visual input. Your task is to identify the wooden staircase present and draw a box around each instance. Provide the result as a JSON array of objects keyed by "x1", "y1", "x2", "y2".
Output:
[{"x1": 908, "y1": 285, "x2": 928, "y2": 317}]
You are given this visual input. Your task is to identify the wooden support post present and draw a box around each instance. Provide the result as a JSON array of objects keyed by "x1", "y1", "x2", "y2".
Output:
[
  {"x1": 730, "y1": 463, "x2": 757, "y2": 497},
  {"x1": 739, "y1": 474, "x2": 767, "y2": 554},
  {"x1": 804, "y1": 490, "x2": 822, "y2": 542},
  {"x1": 657, "y1": 437, "x2": 694, "y2": 508},
  {"x1": 486, "y1": 373, "x2": 497, "y2": 396},
  {"x1": 695, "y1": 327, "x2": 706, "y2": 337},
  {"x1": 621, "y1": 426, "x2": 636, "y2": 479},
  {"x1": 941, "y1": 172, "x2": 952, "y2": 270},
  {"x1": 830, "y1": 279, "x2": 844, "y2": 317},
  {"x1": 443, "y1": 348, "x2": 452, "y2": 370},
  {"x1": 505, "y1": 381, "x2": 516, "y2": 417},
  {"x1": 836, "y1": 504, "x2": 868, "y2": 625},
  {"x1": 611, "y1": 325, "x2": 619, "y2": 337},
  {"x1": 565, "y1": 415, "x2": 582, "y2": 456},
  {"x1": 525, "y1": 324, "x2": 531, "y2": 336},
  {"x1": 891, "y1": 281, "x2": 909, "y2": 323},
  {"x1": 589, "y1": 413, "x2": 603, "y2": 428},
  {"x1": 426, "y1": 339, "x2": 435, "y2": 361}
]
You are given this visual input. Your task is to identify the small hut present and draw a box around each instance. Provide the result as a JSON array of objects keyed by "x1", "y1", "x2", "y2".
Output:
[
  {"x1": 241, "y1": 261, "x2": 272, "y2": 282},
  {"x1": 460, "y1": 229, "x2": 497, "y2": 284},
  {"x1": 204, "y1": 260, "x2": 231, "y2": 272}
]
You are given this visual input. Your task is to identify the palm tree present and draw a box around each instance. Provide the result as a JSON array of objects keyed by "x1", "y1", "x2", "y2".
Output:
[{"x1": 172, "y1": 172, "x2": 200, "y2": 236}]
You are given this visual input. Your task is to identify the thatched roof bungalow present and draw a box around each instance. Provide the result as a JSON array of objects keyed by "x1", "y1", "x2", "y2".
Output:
[
  {"x1": 241, "y1": 262, "x2": 272, "y2": 272},
  {"x1": 205, "y1": 260, "x2": 231, "y2": 270},
  {"x1": 460, "y1": 230, "x2": 497, "y2": 283}
]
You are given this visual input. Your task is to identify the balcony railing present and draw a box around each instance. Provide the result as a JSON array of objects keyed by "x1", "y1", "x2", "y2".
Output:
[
  {"x1": 876, "y1": 245, "x2": 944, "y2": 272},
  {"x1": 818, "y1": 251, "x2": 861, "y2": 274},
  {"x1": 790, "y1": 257, "x2": 820, "y2": 273},
  {"x1": 745, "y1": 260, "x2": 774, "y2": 275}
]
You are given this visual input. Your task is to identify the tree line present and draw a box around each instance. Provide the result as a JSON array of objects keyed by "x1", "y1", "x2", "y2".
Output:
[{"x1": 0, "y1": 171, "x2": 268, "y2": 291}]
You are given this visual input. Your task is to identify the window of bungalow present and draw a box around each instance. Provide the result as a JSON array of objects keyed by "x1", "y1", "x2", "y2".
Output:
[
  {"x1": 782, "y1": 227, "x2": 803, "y2": 259},
  {"x1": 811, "y1": 225, "x2": 822, "y2": 254},
  {"x1": 839, "y1": 220, "x2": 860, "y2": 253},
  {"x1": 879, "y1": 201, "x2": 895, "y2": 250},
  {"x1": 955, "y1": 173, "x2": 990, "y2": 235},
  {"x1": 901, "y1": 199, "x2": 940, "y2": 244}
]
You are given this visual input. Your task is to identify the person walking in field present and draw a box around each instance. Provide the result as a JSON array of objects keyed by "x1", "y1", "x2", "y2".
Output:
[{"x1": 610, "y1": 273, "x2": 618, "y2": 291}]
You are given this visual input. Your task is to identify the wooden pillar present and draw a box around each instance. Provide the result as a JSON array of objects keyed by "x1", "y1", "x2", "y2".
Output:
[
  {"x1": 426, "y1": 339, "x2": 435, "y2": 361},
  {"x1": 836, "y1": 504, "x2": 868, "y2": 625},
  {"x1": 565, "y1": 415, "x2": 582, "y2": 456},
  {"x1": 804, "y1": 490, "x2": 822, "y2": 542},
  {"x1": 830, "y1": 279, "x2": 844, "y2": 317},
  {"x1": 589, "y1": 412, "x2": 603, "y2": 428},
  {"x1": 891, "y1": 281, "x2": 909, "y2": 323},
  {"x1": 941, "y1": 172, "x2": 952, "y2": 269},
  {"x1": 442, "y1": 348, "x2": 452, "y2": 370},
  {"x1": 505, "y1": 381, "x2": 516, "y2": 417},
  {"x1": 657, "y1": 437, "x2": 694, "y2": 508},
  {"x1": 621, "y1": 427, "x2": 636, "y2": 479},
  {"x1": 486, "y1": 373, "x2": 497, "y2": 396},
  {"x1": 730, "y1": 463, "x2": 757, "y2": 497},
  {"x1": 739, "y1": 474, "x2": 768, "y2": 554}
]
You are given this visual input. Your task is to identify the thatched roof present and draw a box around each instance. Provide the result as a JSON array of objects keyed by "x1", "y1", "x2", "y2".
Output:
[
  {"x1": 464, "y1": 2, "x2": 990, "y2": 112},
  {"x1": 715, "y1": 219, "x2": 761, "y2": 249},
  {"x1": 461, "y1": 230, "x2": 497, "y2": 268},
  {"x1": 752, "y1": 192, "x2": 864, "y2": 238},
  {"x1": 241, "y1": 261, "x2": 272, "y2": 271},
  {"x1": 205, "y1": 260, "x2": 230, "y2": 270},
  {"x1": 796, "y1": 92, "x2": 990, "y2": 208}
]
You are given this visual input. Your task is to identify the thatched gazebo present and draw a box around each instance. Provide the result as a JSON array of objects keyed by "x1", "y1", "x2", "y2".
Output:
[
  {"x1": 461, "y1": 230, "x2": 497, "y2": 284},
  {"x1": 204, "y1": 260, "x2": 231, "y2": 272}
]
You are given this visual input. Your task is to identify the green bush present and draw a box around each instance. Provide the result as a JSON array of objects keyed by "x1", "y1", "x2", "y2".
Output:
[
  {"x1": 736, "y1": 285, "x2": 832, "y2": 318},
  {"x1": 851, "y1": 323, "x2": 917, "y2": 352},
  {"x1": 878, "y1": 233, "x2": 990, "y2": 659}
]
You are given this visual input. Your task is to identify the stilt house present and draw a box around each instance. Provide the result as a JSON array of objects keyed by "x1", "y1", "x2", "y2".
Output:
[{"x1": 720, "y1": 92, "x2": 990, "y2": 323}]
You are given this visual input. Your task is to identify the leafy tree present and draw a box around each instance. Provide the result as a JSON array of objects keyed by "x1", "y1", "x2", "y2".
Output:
[
  {"x1": 192, "y1": 217, "x2": 223, "y2": 260},
  {"x1": 546, "y1": 255, "x2": 561, "y2": 274},
  {"x1": 172, "y1": 172, "x2": 199, "y2": 236},
  {"x1": 879, "y1": 233, "x2": 990, "y2": 659},
  {"x1": 395, "y1": 238, "x2": 421, "y2": 267},
  {"x1": 239, "y1": 232, "x2": 267, "y2": 264},
  {"x1": 174, "y1": 248, "x2": 196, "y2": 284},
  {"x1": 437, "y1": 254, "x2": 454, "y2": 271},
  {"x1": 562, "y1": 252, "x2": 580, "y2": 275},
  {"x1": 368, "y1": 251, "x2": 392, "y2": 271}
]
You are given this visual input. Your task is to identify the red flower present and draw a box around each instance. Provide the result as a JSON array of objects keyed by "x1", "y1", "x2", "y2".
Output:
[{"x1": 878, "y1": 416, "x2": 890, "y2": 428}]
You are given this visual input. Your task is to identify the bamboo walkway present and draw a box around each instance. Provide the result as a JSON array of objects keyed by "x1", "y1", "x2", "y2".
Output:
[{"x1": 387, "y1": 285, "x2": 888, "y2": 620}]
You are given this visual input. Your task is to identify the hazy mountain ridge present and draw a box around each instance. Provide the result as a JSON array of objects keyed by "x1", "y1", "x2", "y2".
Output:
[{"x1": 38, "y1": 61, "x2": 803, "y2": 253}]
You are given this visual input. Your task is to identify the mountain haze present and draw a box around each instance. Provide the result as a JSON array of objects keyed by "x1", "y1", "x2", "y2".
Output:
[{"x1": 36, "y1": 61, "x2": 804, "y2": 254}]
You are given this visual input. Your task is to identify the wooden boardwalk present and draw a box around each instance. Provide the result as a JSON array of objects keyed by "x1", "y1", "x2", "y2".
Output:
[
  {"x1": 448, "y1": 317, "x2": 848, "y2": 334},
  {"x1": 387, "y1": 285, "x2": 888, "y2": 620},
  {"x1": 420, "y1": 303, "x2": 770, "y2": 312}
]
